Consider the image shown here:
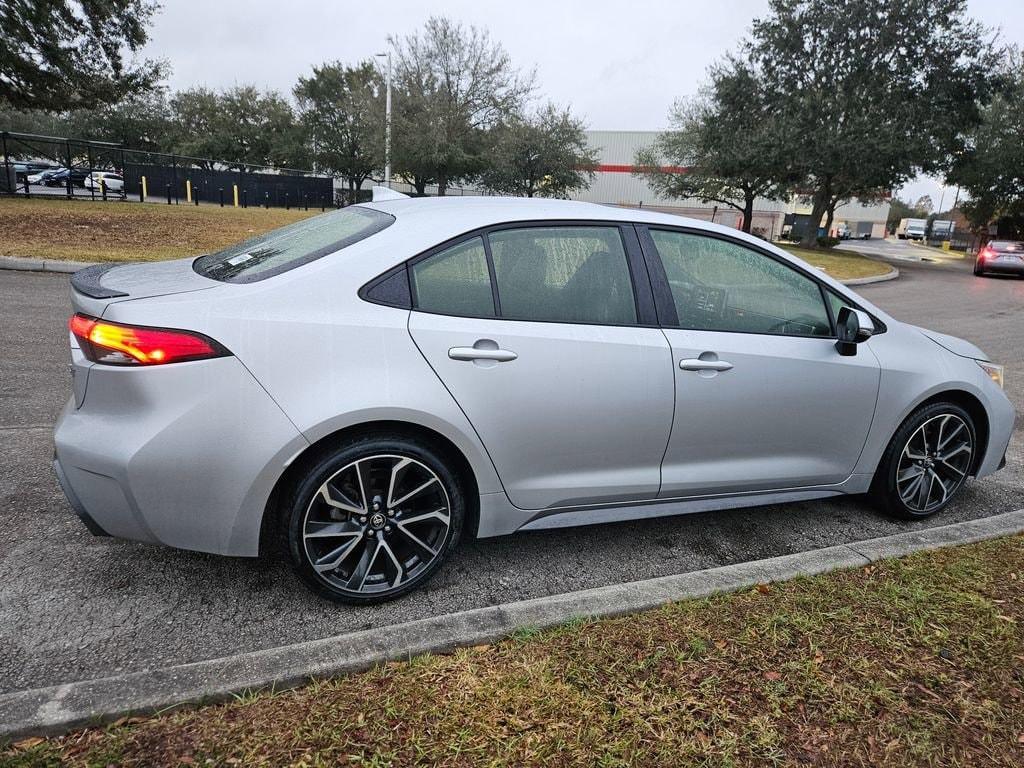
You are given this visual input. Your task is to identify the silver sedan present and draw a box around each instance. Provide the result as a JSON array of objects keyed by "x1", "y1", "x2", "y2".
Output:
[{"x1": 54, "y1": 193, "x2": 1014, "y2": 603}]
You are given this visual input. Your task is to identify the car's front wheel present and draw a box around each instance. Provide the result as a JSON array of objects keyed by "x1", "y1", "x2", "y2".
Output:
[
  {"x1": 286, "y1": 434, "x2": 465, "y2": 604},
  {"x1": 871, "y1": 402, "x2": 976, "y2": 519}
]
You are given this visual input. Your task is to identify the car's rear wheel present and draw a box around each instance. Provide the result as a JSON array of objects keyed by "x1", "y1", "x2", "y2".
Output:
[
  {"x1": 871, "y1": 402, "x2": 976, "y2": 519},
  {"x1": 286, "y1": 435, "x2": 464, "y2": 604},
  {"x1": 973, "y1": 261, "x2": 985, "y2": 276}
]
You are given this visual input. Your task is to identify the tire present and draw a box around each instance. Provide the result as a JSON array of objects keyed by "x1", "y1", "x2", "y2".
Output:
[
  {"x1": 870, "y1": 402, "x2": 976, "y2": 520},
  {"x1": 974, "y1": 261, "x2": 985, "y2": 276},
  {"x1": 286, "y1": 434, "x2": 465, "y2": 604}
]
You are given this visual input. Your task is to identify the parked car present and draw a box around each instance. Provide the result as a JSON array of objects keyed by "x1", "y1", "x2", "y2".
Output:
[
  {"x1": 974, "y1": 240, "x2": 1024, "y2": 277},
  {"x1": 84, "y1": 171, "x2": 125, "y2": 193},
  {"x1": 11, "y1": 161, "x2": 52, "y2": 183},
  {"x1": 55, "y1": 193, "x2": 1014, "y2": 604},
  {"x1": 28, "y1": 168, "x2": 65, "y2": 185},
  {"x1": 45, "y1": 168, "x2": 91, "y2": 187}
]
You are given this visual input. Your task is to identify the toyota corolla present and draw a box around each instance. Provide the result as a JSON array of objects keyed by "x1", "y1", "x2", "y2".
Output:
[{"x1": 54, "y1": 193, "x2": 1014, "y2": 603}]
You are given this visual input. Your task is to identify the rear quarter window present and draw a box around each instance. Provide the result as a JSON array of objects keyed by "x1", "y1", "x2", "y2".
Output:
[{"x1": 193, "y1": 206, "x2": 394, "y2": 283}]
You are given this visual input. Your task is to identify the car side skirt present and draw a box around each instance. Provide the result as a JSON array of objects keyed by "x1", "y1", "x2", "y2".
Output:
[{"x1": 475, "y1": 474, "x2": 874, "y2": 537}]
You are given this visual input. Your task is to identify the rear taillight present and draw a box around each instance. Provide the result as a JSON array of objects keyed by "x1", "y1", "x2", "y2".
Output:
[
  {"x1": 69, "y1": 314, "x2": 229, "y2": 366},
  {"x1": 979, "y1": 247, "x2": 993, "y2": 260}
]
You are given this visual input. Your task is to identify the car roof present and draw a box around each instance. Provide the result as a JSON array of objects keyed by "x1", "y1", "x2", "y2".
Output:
[{"x1": 360, "y1": 194, "x2": 758, "y2": 244}]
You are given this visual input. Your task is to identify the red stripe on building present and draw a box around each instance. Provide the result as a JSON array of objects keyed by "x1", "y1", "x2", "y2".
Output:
[{"x1": 594, "y1": 164, "x2": 690, "y2": 174}]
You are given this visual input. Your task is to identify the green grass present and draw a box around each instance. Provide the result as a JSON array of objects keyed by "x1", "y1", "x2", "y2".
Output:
[
  {"x1": 778, "y1": 243, "x2": 892, "y2": 280},
  {"x1": 0, "y1": 196, "x2": 316, "y2": 263},
  {"x1": 4, "y1": 535, "x2": 1023, "y2": 767}
]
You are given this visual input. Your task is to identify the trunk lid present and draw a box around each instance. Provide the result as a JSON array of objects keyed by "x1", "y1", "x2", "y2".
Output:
[{"x1": 70, "y1": 257, "x2": 218, "y2": 317}]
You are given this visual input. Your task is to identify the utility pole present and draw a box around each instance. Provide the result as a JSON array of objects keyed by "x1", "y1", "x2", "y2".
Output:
[{"x1": 376, "y1": 50, "x2": 392, "y2": 187}]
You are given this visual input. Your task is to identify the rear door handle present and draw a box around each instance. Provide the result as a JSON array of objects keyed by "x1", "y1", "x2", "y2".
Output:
[
  {"x1": 679, "y1": 358, "x2": 733, "y2": 372},
  {"x1": 449, "y1": 346, "x2": 518, "y2": 362}
]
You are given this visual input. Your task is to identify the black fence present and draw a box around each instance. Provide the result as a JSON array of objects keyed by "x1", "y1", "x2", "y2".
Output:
[
  {"x1": 926, "y1": 230, "x2": 979, "y2": 254},
  {"x1": 1, "y1": 131, "x2": 333, "y2": 208}
]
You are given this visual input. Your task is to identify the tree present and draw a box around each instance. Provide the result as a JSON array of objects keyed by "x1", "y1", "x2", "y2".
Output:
[
  {"x1": 478, "y1": 104, "x2": 597, "y2": 198},
  {"x1": 914, "y1": 195, "x2": 935, "y2": 215},
  {"x1": 0, "y1": 0, "x2": 163, "y2": 111},
  {"x1": 390, "y1": 16, "x2": 534, "y2": 195},
  {"x1": 948, "y1": 57, "x2": 1024, "y2": 238},
  {"x1": 0, "y1": 106, "x2": 69, "y2": 136},
  {"x1": 295, "y1": 61, "x2": 383, "y2": 204},
  {"x1": 635, "y1": 63, "x2": 793, "y2": 233},
  {"x1": 744, "y1": 0, "x2": 1002, "y2": 247},
  {"x1": 64, "y1": 90, "x2": 174, "y2": 150},
  {"x1": 169, "y1": 87, "x2": 305, "y2": 169}
]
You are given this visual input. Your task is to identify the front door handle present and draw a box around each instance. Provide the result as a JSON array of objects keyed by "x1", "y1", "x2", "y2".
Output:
[
  {"x1": 449, "y1": 346, "x2": 518, "y2": 362},
  {"x1": 680, "y1": 358, "x2": 733, "y2": 372}
]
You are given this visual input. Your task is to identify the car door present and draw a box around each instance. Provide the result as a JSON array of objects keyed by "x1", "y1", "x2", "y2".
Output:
[
  {"x1": 641, "y1": 227, "x2": 881, "y2": 497},
  {"x1": 407, "y1": 223, "x2": 675, "y2": 511}
]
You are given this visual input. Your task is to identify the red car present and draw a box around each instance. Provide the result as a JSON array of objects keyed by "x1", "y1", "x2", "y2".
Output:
[{"x1": 974, "y1": 240, "x2": 1024, "y2": 277}]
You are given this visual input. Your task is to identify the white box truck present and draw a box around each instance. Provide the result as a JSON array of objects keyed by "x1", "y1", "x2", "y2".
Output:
[{"x1": 897, "y1": 218, "x2": 928, "y2": 240}]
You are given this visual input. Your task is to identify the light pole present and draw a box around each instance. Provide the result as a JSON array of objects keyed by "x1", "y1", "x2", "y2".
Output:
[{"x1": 376, "y1": 51, "x2": 392, "y2": 187}]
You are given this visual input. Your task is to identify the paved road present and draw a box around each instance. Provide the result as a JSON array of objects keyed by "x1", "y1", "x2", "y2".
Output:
[
  {"x1": 837, "y1": 236, "x2": 968, "y2": 264},
  {"x1": 1, "y1": 255, "x2": 1022, "y2": 694}
]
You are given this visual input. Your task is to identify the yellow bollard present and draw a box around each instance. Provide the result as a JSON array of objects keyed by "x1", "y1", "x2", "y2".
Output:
[
  {"x1": 186, "y1": 179, "x2": 192, "y2": 204},
  {"x1": 942, "y1": 240, "x2": 951, "y2": 251},
  {"x1": 141, "y1": 175, "x2": 148, "y2": 201},
  {"x1": 233, "y1": 184, "x2": 239, "y2": 207}
]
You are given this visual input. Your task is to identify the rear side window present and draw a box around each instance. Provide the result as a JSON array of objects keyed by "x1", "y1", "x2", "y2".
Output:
[
  {"x1": 489, "y1": 226, "x2": 637, "y2": 325},
  {"x1": 411, "y1": 237, "x2": 496, "y2": 317},
  {"x1": 194, "y1": 206, "x2": 394, "y2": 283}
]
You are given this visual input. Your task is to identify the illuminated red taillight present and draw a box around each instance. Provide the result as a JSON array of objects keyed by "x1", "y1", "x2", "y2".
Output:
[
  {"x1": 979, "y1": 247, "x2": 993, "y2": 260},
  {"x1": 69, "y1": 314, "x2": 228, "y2": 365}
]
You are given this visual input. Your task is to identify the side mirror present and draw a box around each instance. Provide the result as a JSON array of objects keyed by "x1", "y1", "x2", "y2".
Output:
[{"x1": 836, "y1": 307, "x2": 874, "y2": 356}]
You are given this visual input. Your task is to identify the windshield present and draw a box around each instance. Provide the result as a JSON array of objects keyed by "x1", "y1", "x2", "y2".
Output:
[
  {"x1": 193, "y1": 206, "x2": 395, "y2": 283},
  {"x1": 990, "y1": 241, "x2": 1023, "y2": 252}
]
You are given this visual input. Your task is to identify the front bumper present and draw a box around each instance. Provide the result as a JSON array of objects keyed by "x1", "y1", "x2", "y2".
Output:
[{"x1": 53, "y1": 356, "x2": 308, "y2": 556}]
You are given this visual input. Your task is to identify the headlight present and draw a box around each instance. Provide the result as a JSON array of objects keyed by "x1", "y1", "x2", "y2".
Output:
[{"x1": 977, "y1": 361, "x2": 1004, "y2": 389}]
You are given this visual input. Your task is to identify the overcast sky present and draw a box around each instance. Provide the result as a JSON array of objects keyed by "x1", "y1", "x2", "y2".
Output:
[{"x1": 141, "y1": 0, "x2": 1023, "y2": 205}]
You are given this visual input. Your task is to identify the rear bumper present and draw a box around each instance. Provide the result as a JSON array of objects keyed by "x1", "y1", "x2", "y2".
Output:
[
  {"x1": 979, "y1": 260, "x2": 1024, "y2": 275},
  {"x1": 53, "y1": 455, "x2": 110, "y2": 537},
  {"x1": 53, "y1": 356, "x2": 308, "y2": 556}
]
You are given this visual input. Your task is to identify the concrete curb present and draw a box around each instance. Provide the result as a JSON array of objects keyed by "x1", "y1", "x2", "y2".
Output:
[
  {"x1": 841, "y1": 265, "x2": 899, "y2": 285},
  {"x1": 2, "y1": 508, "x2": 1022, "y2": 742},
  {"x1": 0, "y1": 257, "x2": 96, "y2": 274}
]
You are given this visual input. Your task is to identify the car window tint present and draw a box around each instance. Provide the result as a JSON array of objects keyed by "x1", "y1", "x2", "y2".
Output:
[
  {"x1": 650, "y1": 230, "x2": 831, "y2": 337},
  {"x1": 411, "y1": 236, "x2": 495, "y2": 317},
  {"x1": 488, "y1": 226, "x2": 636, "y2": 325},
  {"x1": 193, "y1": 206, "x2": 394, "y2": 283}
]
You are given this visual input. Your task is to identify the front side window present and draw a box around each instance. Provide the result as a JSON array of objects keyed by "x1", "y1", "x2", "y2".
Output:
[
  {"x1": 650, "y1": 230, "x2": 832, "y2": 337},
  {"x1": 489, "y1": 226, "x2": 637, "y2": 325},
  {"x1": 194, "y1": 206, "x2": 394, "y2": 283},
  {"x1": 411, "y1": 236, "x2": 495, "y2": 317}
]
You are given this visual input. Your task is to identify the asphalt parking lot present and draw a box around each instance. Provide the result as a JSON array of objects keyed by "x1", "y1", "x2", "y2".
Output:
[{"x1": 1, "y1": 244, "x2": 1022, "y2": 695}]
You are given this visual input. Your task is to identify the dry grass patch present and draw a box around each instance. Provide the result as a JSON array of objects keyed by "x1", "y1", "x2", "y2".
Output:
[
  {"x1": 4, "y1": 535, "x2": 1023, "y2": 767},
  {"x1": 779, "y1": 243, "x2": 892, "y2": 281},
  {"x1": 0, "y1": 197, "x2": 316, "y2": 263}
]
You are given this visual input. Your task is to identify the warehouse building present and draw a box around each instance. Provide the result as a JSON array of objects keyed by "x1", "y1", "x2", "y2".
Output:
[{"x1": 572, "y1": 130, "x2": 890, "y2": 240}]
